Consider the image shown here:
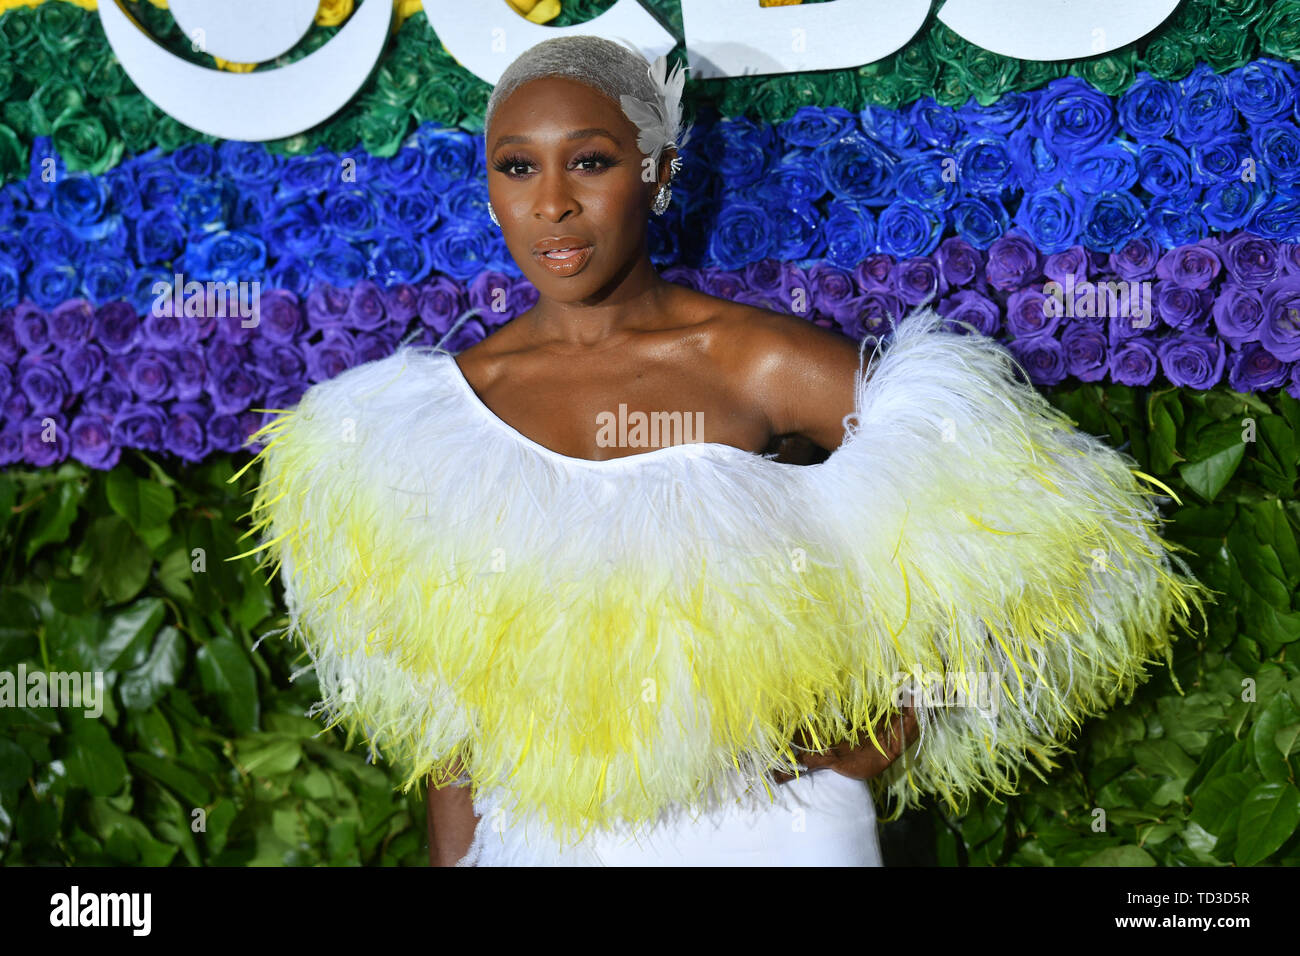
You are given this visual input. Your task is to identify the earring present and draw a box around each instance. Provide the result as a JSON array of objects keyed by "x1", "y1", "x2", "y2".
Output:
[
  {"x1": 652, "y1": 184, "x2": 672, "y2": 216},
  {"x1": 487, "y1": 201, "x2": 500, "y2": 227}
]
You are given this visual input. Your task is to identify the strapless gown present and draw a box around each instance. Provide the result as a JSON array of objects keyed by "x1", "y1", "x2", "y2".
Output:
[{"x1": 457, "y1": 769, "x2": 883, "y2": 866}]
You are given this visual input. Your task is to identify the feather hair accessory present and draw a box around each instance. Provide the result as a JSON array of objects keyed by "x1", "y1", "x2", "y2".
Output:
[{"x1": 619, "y1": 54, "x2": 691, "y2": 181}]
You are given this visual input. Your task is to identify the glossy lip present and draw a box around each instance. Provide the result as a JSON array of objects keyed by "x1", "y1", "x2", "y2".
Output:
[{"x1": 532, "y1": 236, "x2": 593, "y2": 277}]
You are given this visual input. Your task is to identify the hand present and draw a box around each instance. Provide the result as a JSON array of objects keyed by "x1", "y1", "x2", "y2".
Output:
[{"x1": 769, "y1": 705, "x2": 918, "y2": 785}]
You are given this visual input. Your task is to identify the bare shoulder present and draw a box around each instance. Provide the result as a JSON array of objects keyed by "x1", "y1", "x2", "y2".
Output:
[{"x1": 694, "y1": 295, "x2": 864, "y2": 386}]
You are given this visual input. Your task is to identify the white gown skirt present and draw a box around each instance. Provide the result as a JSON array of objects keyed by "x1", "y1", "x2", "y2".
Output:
[{"x1": 458, "y1": 769, "x2": 883, "y2": 866}]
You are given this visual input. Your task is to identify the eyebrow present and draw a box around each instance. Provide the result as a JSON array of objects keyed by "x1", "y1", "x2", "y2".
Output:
[{"x1": 491, "y1": 127, "x2": 622, "y2": 150}]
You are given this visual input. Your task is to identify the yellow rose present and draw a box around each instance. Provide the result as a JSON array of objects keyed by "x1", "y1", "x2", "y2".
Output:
[
  {"x1": 315, "y1": 0, "x2": 354, "y2": 28},
  {"x1": 214, "y1": 57, "x2": 257, "y2": 73}
]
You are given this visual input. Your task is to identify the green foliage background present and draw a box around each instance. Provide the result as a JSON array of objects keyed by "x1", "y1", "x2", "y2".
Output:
[{"x1": 1, "y1": 380, "x2": 1298, "y2": 865}]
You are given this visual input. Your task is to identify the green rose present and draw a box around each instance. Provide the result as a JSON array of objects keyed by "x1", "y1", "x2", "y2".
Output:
[
  {"x1": 1139, "y1": 32, "x2": 1197, "y2": 82},
  {"x1": 30, "y1": 79, "x2": 86, "y2": 137},
  {"x1": 2, "y1": 100, "x2": 39, "y2": 139},
  {"x1": 35, "y1": 0, "x2": 94, "y2": 57},
  {"x1": 0, "y1": 8, "x2": 39, "y2": 52},
  {"x1": 357, "y1": 97, "x2": 411, "y2": 156},
  {"x1": 266, "y1": 131, "x2": 316, "y2": 158},
  {"x1": 414, "y1": 76, "x2": 463, "y2": 127},
  {"x1": 955, "y1": 46, "x2": 1021, "y2": 106},
  {"x1": 1071, "y1": 47, "x2": 1136, "y2": 98},
  {"x1": 1218, "y1": 0, "x2": 1265, "y2": 21},
  {"x1": 1200, "y1": 11, "x2": 1256, "y2": 72},
  {"x1": 1167, "y1": 0, "x2": 1212, "y2": 35},
  {"x1": 826, "y1": 69, "x2": 860, "y2": 112},
  {"x1": 85, "y1": 55, "x2": 127, "y2": 102},
  {"x1": 63, "y1": 39, "x2": 106, "y2": 93},
  {"x1": 152, "y1": 113, "x2": 195, "y2": 154},
  {"x1": 1256, "y1": 1, "x2": 1300, "y2": 62},
  {"x1": 52, "y1": 108, "x2": 123, "y2": 176},
  {"x1": 926, "y1": 19, "x2": 966, "y2": 65},
  {"x1": 894, "y1": 42, "x2": 940, "y2": 100},
  {"x1": 18, "y1": 44, "x2": 55, "y2": 90},
  {"x1": 322, "y1": 114, "x2": 362, "y2": 154},
  {"x1": 459, "y1": 81, "x2": 492, "y2": 134},
  {"x1": 859, "y1": 69, "x2": 911, "y2": 111},
  {"x1": 0, "y1": 122, "x2": 24, "y2": 187},
  {"x1": 1017, "y1": 59, "x2": 1065, "y2": 92},
  {"x1": 375, "y1": 45, "x2": 426, "y2": 109},
  {"x1": 105, "y1": 93, "x2": 160, "y2": 157}
]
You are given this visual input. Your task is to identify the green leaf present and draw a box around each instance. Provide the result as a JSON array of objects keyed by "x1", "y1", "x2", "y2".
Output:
[
  {"x1": 233, "y1": 734, "x2": 301, "y2": 777},
  {"x1": 24, "y1": 480, "x2": 86, "y2": 561},
  {"x1": 1179, "y1": 433, "x2": 1246, "y2": 502},
  {"x1": 0, "y1": 737, "x2": 33, "y2": 795},
  {"x1": 1234, "y1": 782, "x2": 1300, "y2": 866},
  {"x1": 1275, "y1": 723, "x2": 1300, "y2": 758},
  {"x1": 196, "y1": 638, "x2": 258, "y2": 734},
  {"x1": 126, "y1": 751, "x2": 212, "y2": 808},
  {"x1": 1080, "y1": 845, "x2": 1156, "y2": 866},
  {"x1": 1190, "y1": 771, "x2": 1256, "y2": 835},
  {"x1": 64, "y1": 719, "x2": 128, "y2": 797},
  {"x1": 1251, "y1": 694, "x2": 1299, "y2": 783},
  {"x1": 105, "y1": 468, "x2": 176, "y2": 533},
  {"x1": 87, "y1": 515, "x2": 153, "y2": 604},
  {"x1": 97, "y1": 597, "x2": 166, "y2": 672},
  {"x1": 119, "y1": 626, "x2": 185, "y2": 713},
  {"x1": 1132, "y1": 739, "x2": 1197, "y2": 780}
]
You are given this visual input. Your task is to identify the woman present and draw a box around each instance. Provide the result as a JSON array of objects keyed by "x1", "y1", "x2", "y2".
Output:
[{"x1": 241, "y1": 37, "x2": 1209, "y2": 867}]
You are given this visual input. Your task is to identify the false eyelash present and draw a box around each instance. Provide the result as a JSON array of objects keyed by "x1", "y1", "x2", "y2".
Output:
[{"x1": 490, "y1": 150, "x2": 621, "y2": 177}]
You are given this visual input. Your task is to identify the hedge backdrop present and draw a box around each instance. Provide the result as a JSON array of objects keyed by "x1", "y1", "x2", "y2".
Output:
[{"x1": 1, "y1": 0, "x2": 1299, "y2": 866}]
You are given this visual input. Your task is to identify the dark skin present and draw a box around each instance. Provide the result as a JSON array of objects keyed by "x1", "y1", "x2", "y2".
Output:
[{"x1": 426, "y1": 76, "x2": 919, "y2": 866}]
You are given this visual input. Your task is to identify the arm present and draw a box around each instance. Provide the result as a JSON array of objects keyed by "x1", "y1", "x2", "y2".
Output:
[{"x1": 426, "y1": 759, "x2": 480, "y2": 867}]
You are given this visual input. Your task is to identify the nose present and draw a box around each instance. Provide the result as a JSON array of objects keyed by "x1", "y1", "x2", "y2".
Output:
[{"x1": 532, "y1": 166, "x2": 579, "y2": 223}]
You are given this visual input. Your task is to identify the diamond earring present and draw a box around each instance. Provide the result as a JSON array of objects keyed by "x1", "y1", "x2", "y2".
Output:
[
  {"x1": 487, "y1": 201, "x2": 500, "y2": 227},
  {"x1": 652, "y1": 184, "x2": 672, "y2": 216}
]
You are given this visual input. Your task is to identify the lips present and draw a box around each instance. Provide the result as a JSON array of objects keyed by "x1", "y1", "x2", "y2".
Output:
[{"x1": 532, "y1": 236, "x2": 593, "y2": 276}]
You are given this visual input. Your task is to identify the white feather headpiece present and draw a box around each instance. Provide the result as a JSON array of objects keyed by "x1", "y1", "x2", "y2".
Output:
[{"x1": 619, "y1": 54, "x2": 691, "y2": 181}]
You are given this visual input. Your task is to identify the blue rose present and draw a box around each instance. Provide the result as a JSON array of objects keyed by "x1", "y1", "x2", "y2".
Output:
[
  {"x1": 124, "y1": 267, "x2": 173, "y2": 315},
  {"x1": 958, "y1": 138, "x2": 1017, "y2": 196},
  {"x1": 28, "y1": 261, "x2": 79, "y2": 308},
  {"x1": 0, "y1": 258, "x2": 18, "y2": 304},
  {"x1": 310, "y1": 236, "x2": 368, "y2": 287},
  {"x1": 1175, "y1": 64, "x2": 1241, "y2": 146},
  {"x1": 1008, "y1": 127, "x2": 1062, "y2": 192},
  {"x1": 950, "y1": 196, "x2": 1009, "y2": 248},
  {"x1": 779, "y1": 106, "x2": 854, "y2": 148},
  {"x1": 1118, "y1": 72, "x2": 1177, "y2": 140},
  {"x1": 183, "y1": 230, "x2": 267, "y2": 283},
  {"x1": 1149, "y1": 201, "x2": 1207, "y2": 248},
  {"x1": 858, "y1": 104, "x2": 917, "y2": 151},
  {"x1": 813, "y1": 131, "x2": 896, "y2": 205},
  {"x1": 22, "y1": 213, "x2": 81, "y2": 262},
  {"x1": 876, "y1": 200, "x2": 943, "y2": 259},
  {"x1": 1081, "y1": 190, "x2": 1145, "y2": 253},
  {"x1": 893, "y1": 150, "x2": 960, "y2": 210},
  {"x1": 958, "y1": 91, "x2": 1031, "y2": 137},
  {"x1": 412, "y1": 127, "x2": 478, "y2": 189},
  {"x1": 81, "y1": 257, "x2": 130, "y2": 304},
  {"x1": 276, "y1": 151, "x2": 337, "y2": 202},
  {"x1": 137, "y1": 162, "x2": 181, "y2": 208},
  {"x1": 768, "y1": 199, "x2": 823, "y2": 261},
  {"x1": 176, "y1": 178, "x2": 229, "y2": 235},
  {"x1": 217, "y1": 140, "x2": 284, "y2": 186},
  {"x1": 1228, "y1": 58, "x2": 1297, "y2": 123},
  {"x1": 104, "y1": 168, "x2": 142, "y2": 220},
  {"x1": 1250, "y1": 195, "x2": 1300, "y2": 242},
  {"x1": 1068, "y1": 141, "x2": 1138, "y2": 194},
  {"x1": 1033, "y1": 76, "x2": 1118, "y2": 158},
  {"x1": 265, "y1": 202, "x2": 323, "y2": 260},
  {"x1": 709, "y1": 202, "x2": 773, "y2": 270},
  {"x1": 705, "y1": 117, "x2": 775, "y2": 190},
  {"x1": 1191, "y1": 134, "x2": 1252, "y2": 184},
  {"x1": 443, "y1": 178, "x2": 490, "y2": 224},
  {"x1": 51, "y1": 172, "x2": 108, "y2": 228},
  {"x1": 1252, "y1": 122, "x2": 1300, "y2": 185},
  {"x1": 1137, "y1": 141, "x2": 1194, "y2": 196},
  {"x1": 369, "y1": 233, "x2": 432, "y2": 285},
  {"x1": 381, "y1": 190, "x2": 440, "y2": 234},
  {"x1": 231, "y1": 186, "x2": 275, "y2": 232},
  {"x1": 323, "y1": 188, "x2": 381, "y2": 240},
  {"x1": 907, "y1": 98, "x2": 962, "y2": 150},
  {"x1": 375, "y1": 146, "x2": 427, "y2": 190},
  {"x1": 267, "y1": 256, "x2": 312, "y2": 298},
  {"x1": 170, "y1": 143, "x2": 219, "y2": 179},
  {"x1": 427, "y1": 223, "x2": 495, "y2": 282},
  {"x1": 752, "y1": 154, "x2": 825, "y2": 205},
  {"x1": 823, "y1": 200, "x2": 877, "y2": 270},
  {"x1": 1014, "y1": 186, "x2": 1080, "y2": 254},
  {"x1": 1201, "y1": 177, "x2": 1268, "y2": 231}
]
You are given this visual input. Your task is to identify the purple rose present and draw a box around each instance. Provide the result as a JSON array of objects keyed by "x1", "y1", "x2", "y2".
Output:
[
  {"x1": 443, "y1": 316, "x2": 486, "y2": 353},
  {"x1": 49, "y1": 300, "x2": 94, "y2": 348},
  {"x1": 1281, "y1": 243, "x2": 1300, "y2": 275},
  {"x1": 17, "y1": 354, "x2": 70, "y2": 414},
  {"x1": 112, "y1": 403, "x2": 168, "y2": 452},
  {"x1": 1006, "y1": 288, "x2": 1061, "y2": 338},
  {"x1": 256, "y1": 289, "x2": 303, "y2": 343},
  {"x1": 83, "y1": 379, "x2": 131, "y2": 418},
  {"x1": 207, "y1": 413, "x2": 249, "y2": 454},
  {"x1": 661, "y1": 265, "x2": 705, "y2": 292},
  {"x1": 249, "y1": 340, "x2": 306, "y2": 390},
  {"x1": 894, "y1": 257, "x2": 944, "y2": 307},
  {"x1": 703, "y1": 268, "x2": 746, "y2": 302},
  {"x1": 1044, "y1": 246, "x2": 1089, "y2": 286},
  {"x1": 744, "y1": 259, "x2": 785, "y2": 298},
  {"x1": 934, "y1": 237, "x2": 981, "y2": 288},
  {"x1": 986, "y1": 231, "x2": 1041, "y2": 292},
  {"x1": 1061, "y1": 324, "x2": 1109, "y2": 382},
  {"x1": 1156, "y1": 241, "x2": 1222, "y2": 290},
  {"x1": 1220, "y1": 233, "x2": 1280, "y2": 289},
  {"x1": 344, "y1": 280, "x2": 389, "y2": 333},
  {"x1": 0, "y1": 308, "x2": 18, "y2": 364},
  {"x1": 1109, "y1": 237, "x2": 1160, "y2": 281},
  {"x1": 848, "y1": 290, "x2": 905, "y2": 341},
  {"x1": 1228, "y1": 342, "x2": 1291, "y2": 391},
  {"x1": 22, "y1": 414, "x2": 69, "y2": 467},
  {"x1": 1212, "y1": 285, "x2": 1265, "y2": 346},
  {"x1": 69, "y1": 412, "x2": 119, "y2": 469},
  {"x1": 305, "y1": 283, "x2": 351, "y2": 330},
  {"x1": 13, "y1": 302, "x2": 52, "y2": 353},
  {"x1": 469, "y1": 271, "x2": 529, "y2": 326},
  {"x1": 60, "y1": 343, "x2": 105, "y2": 392},
  {"x1": 938, "y1": 290, "x2": 999, "y2": 337},
  {"x1": 1258, "y1": 276, "x2": 1300, "y2": 361},
  {"x1": 0, "y1": 426, "x2": 21, "y2": 467},
  {"x1": 129, "y1": 350, "x2": 174, "y2": 403},
  {"x1": 382, "y1": 283, "x2": 420, "y2": 324},
  {"x1": 854, "y1": 255, "x2": 894, "y2": 292},
  {"x1": 169, "y1": 345, "x2": 207, "y2": 401},
  {"x1": 1110, "y1": 337, "x2": 1159, "y2": 386},
  {"x1": 305, "y1": 330, "x2": 357, "y2": 383},
  {"x1": 209, "y1": 359, "x2": 259, "y2": 415},
  {"x1": 96, "y1": 301, "x2": 140, "y2": 354},
  {"x1": 1155, "y1": 282, "x2": 1212, "y2": 330},
  {"x1": 417, "y1": 277, "x2": 468, "y2": 336},
  {"x1": 164, "y1": 401, "x2": 210, "y2": 462},
  {"x1": 1157, "y1": 334, "x2": 1225, "y2": 388},
  {"x1": 808, "y1": 264, "x2": 862, "y2": 324},
  {"x1": 1008, "y1": 333, "x2": 1067, "y2": 385}
]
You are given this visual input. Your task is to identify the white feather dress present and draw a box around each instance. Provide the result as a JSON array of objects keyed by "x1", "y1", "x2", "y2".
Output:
[{"x1": 236, "y1": 307, "x2": 1210, "y2": 866}]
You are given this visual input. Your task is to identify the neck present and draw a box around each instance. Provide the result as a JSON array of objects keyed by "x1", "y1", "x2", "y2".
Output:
[{"x1": 521, "y1": 248, "x2": 670, "y2": 350}]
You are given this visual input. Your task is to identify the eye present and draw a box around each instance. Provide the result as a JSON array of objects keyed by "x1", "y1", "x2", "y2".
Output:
[
  {"x1": 491, "y1": 153, "x2": 534, "y2": 178},
  {"x1": 571, "y1": 150, "x2": 619, "y2": 173}
]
